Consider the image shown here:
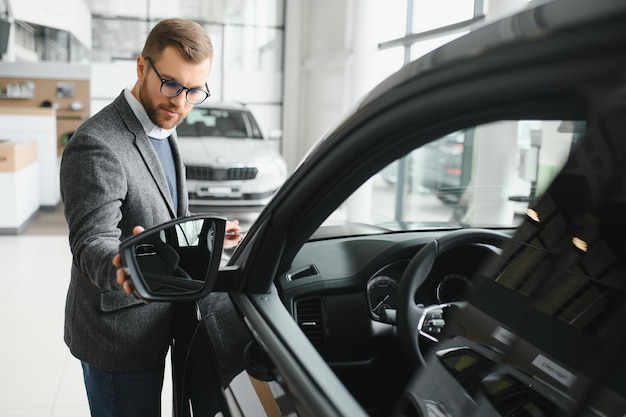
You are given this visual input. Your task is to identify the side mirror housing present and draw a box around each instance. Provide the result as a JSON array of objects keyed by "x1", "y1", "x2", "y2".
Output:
[
  {"x1": 119, "y1": 214, "x2": 226, "y2": 301},
  {"x1": 267, "y1": 128, "x2": 283, "y2": 140}
]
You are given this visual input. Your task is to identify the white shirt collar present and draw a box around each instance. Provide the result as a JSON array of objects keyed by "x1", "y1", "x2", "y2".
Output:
[{"x1": 124, "y1": 88, "x2": 175, "y2": 140}]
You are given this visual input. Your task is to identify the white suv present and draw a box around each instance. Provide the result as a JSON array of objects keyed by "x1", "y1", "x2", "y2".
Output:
[{"x1": 176, "y1": 102, "x2": 288, "y2": 211}]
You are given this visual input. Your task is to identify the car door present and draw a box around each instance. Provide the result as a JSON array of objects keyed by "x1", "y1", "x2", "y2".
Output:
[{"x1": 223, "y1": 1, "x2": 626, "y2": 416}]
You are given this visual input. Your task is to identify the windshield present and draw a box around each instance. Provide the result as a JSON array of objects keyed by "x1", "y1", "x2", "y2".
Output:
[
  {"x1": 177, "y1": 108, "x2": 263, "y2": 139},
  {"x1": 322, "y1": 119, "x2": 583, "y2": 231}
]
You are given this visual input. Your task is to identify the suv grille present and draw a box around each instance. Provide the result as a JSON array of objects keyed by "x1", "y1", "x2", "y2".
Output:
[{"x1": 186, "y1": 165, "x2": 258, "y2": 181}]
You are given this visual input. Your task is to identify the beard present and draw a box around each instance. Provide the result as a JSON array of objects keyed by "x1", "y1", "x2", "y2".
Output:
[{"x1": 138, "y1": 80, "x2": 186, "y2": 130}]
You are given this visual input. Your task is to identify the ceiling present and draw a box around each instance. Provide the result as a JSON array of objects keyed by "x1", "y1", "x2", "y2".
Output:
[
  {"x1": 83, "y1": 0, "x2": 232, "y2": 22},
  {"x1": 82, "y1": 0, "x2": 241, "y2": 61}
]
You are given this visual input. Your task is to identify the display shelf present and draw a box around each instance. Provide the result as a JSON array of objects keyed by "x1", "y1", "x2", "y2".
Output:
[{"x1": 0, "y1": 94, "x2": 34, "y2": 99}]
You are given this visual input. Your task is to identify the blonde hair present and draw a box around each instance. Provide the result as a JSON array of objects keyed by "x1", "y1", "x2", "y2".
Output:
[{"x1": 142, "y1": 18, "x2": 213, "y2": 63}]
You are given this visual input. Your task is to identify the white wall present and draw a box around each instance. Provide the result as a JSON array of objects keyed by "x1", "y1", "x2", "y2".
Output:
[
  {"x1": 0, "y1": 110, "x2": 59, "y2": 208},
  {"x1": 89, "y1": 61, "x2": 136, "y2": 115}
]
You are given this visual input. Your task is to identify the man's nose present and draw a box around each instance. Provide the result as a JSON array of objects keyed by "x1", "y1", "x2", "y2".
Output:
[{"x1": 170, "y1": 92, "x2": 188, "y2": 107}]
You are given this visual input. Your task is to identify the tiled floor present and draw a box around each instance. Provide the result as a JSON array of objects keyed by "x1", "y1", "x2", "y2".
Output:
[{"x1": 0, "y1": 206, "x2": 173, "y2": 416}]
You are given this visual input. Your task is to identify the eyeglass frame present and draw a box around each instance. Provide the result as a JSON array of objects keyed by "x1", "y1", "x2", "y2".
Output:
[{"x1": 144, "y1": 56, "x2": 211, "y2": 105}]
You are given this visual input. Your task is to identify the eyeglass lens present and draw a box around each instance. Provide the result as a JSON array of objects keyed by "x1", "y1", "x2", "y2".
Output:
[{"x1": 160, "y1": 80, "x2": 209, "y2": 105}]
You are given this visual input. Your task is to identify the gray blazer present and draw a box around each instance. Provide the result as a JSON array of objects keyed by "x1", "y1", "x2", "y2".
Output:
[{"x1": 60, "y1": 91, "x2": 189, "y2": 371}]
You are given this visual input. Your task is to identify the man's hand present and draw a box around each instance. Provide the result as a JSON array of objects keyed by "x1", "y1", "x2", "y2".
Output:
[
  {"x1": 113, "y1": 220, "x2": 241, "y2": 296},
  {"x1": 224, "y1": 219, "x2": 242, "y2": 249},
  {"x1": 113, "y1": 225, "x2": 145, "y2": 296}
]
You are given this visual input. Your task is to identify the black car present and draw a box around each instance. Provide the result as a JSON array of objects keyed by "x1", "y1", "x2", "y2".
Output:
[{"x1": 120, "y1": 0, "x2": 626, "y2": 416}]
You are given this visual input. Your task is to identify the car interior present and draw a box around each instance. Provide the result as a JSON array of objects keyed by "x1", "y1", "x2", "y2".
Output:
[
  {"x1": 270, "y1": 113, "x2": 626, "y2": 416},
  {"x1": 250, "y1": 122, "x2": 505, "y2": 413}
]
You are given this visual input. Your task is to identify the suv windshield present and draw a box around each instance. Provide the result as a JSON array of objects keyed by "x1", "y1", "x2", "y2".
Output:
[{"x1": 177, "y1": 108, "x2": 263, "y2": 139}]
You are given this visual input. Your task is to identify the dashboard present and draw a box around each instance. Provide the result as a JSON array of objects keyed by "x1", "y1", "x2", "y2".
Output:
[
  {"x1": 278, "y1": 231, "x2": 498, "y2": 326},
  {"x1": 274, "y1": 229, "x2": 503, "y2": 414}
]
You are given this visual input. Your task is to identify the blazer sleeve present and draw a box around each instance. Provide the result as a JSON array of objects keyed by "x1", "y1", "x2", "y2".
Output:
[
  {"x1": 61, "y1": 122, "x2": 128, "y2": 290},
  {"x1": 61, "y1": 98, "x2": 175, "y2": 291}
]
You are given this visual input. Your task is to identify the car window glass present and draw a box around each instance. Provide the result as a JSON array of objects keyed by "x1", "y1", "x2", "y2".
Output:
[
  {"x1": 323, "y1": 119, "x2": 584, "y2": 231},
  {"x1": 178, "y1": 108, "x2": 250, "y2": 138},
  {"x1": 457, "y1": 116, "x2": 626, "y2": 410}
]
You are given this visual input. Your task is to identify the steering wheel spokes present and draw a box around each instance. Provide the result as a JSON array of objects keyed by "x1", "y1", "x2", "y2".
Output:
[
  {"x1": 417, "y1": 302, "x2": 467, "y2": 343},
  {"x1": 417, "y1": 304, "x2": 447, "y2": 343}
]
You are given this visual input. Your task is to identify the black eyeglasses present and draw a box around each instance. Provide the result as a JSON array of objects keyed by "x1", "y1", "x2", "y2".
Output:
[{"x1": 145, "y1": 57, "x2": 210, "y2": 105}]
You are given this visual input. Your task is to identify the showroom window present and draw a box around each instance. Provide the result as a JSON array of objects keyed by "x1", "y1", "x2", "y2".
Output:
[
  {"x1": 87, "y1": 0, "x2": 284, "y2": 141},
  {"x1": 378, "y1": 0, "x2": 484, "y2": 60},
  {"x1": 7, "y1": 20, "x2": 89, "y2": 63},
  {"x1": 326, "y1": 119, "x2": 578, "y2": 229},
  {"x1": 412, "y1": 0, "x2": 480, "y2": 32},
  {"x1": 375, "y1": 0, "x2": 486, "y2": 222}
]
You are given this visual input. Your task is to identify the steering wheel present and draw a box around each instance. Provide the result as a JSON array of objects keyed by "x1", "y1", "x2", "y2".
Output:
[{"x1": 397, "y1": 229, "x2": 509, "y2": 368}]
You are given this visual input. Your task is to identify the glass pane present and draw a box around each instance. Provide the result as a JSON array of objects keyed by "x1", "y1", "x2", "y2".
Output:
[
  {"x1": 222, "y1": 25, "x2": 283, "y2": 72},
  {"x1": 88, "y1": 1, "x2": 284, "y2": 63},
  {"x1": 379, "y1": 0, "x2": 409, "y2": 41},
  {"x1": 374, "y1": 48, "x2": 405, "y2": 85},
  {"x1": 324, "y1": 119, "x2": 580, "y2": 230},
  {"x1": 87, "y1": 0, "x2": 284, "y2": 26},
  {"x1": 413, "y1": 0, "x2": 477, "y2": 33},
  {"x1": 410, "y1": 31, "x2": 468, "y2": 60},
  {"x1": 90, "y1": 18, "x2": 151, "y2": 61},
  {"x1": 221, "y1": 25, "x2": 283, "y2": 102},
  {"x1": 87, "y1": 0, "x2": 148, "y2": 17},
  {"x1": 149, "y1": 0, "x2": 284, "y2": 26}
]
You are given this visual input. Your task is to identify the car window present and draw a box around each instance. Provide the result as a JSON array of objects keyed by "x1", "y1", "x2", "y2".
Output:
[
  {"x1": 452, "y1": 117, "x2": 626, "y2": 414},
  {"x1": 323, "y1": 119, "x2": 584, "y2": 231}
]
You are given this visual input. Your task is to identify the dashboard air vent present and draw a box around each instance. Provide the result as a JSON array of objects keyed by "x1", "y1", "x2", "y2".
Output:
[{"x1": 295, "y1": 297, "x2": 325, "y2": 352}]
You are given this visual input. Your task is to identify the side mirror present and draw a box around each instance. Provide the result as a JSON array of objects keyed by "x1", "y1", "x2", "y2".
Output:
[
  {"x1": 119, "y1": 215, "x2": 226, "y2": 301},
  {"x1": 267, "y1": 128, "x2": 283, "y2": 140}
]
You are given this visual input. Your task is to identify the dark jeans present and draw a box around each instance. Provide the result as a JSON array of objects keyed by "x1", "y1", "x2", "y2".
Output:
[{"x1": 81, "y1": 361, "x2": 165, "y2": 417}]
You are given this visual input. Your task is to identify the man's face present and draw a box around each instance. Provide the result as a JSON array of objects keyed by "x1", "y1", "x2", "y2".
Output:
[{"x1": 137, "y1": 46, "x2": 212, "y2": 130}]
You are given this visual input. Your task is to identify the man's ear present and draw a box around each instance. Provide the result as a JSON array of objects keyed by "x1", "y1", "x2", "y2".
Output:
[{"x1": 136, "y1": 56, "x2": 147, "y2": 80}]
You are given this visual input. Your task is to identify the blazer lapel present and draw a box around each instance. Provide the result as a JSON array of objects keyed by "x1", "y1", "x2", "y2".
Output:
[{"x1": 114, "y1": 94, "x2": 177, "y2": 218}]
